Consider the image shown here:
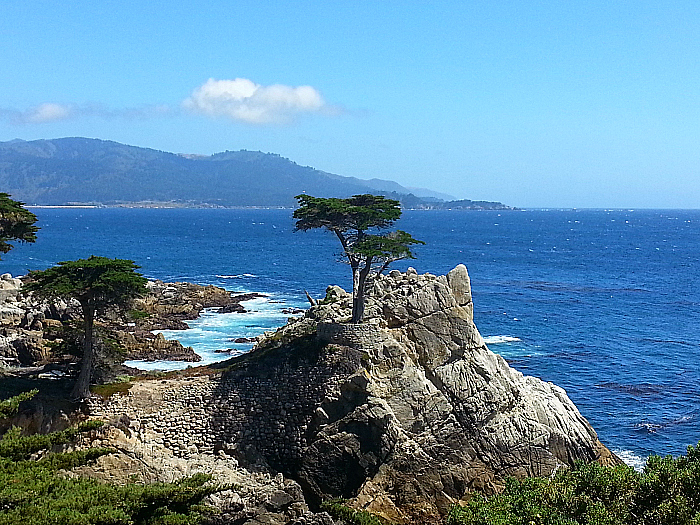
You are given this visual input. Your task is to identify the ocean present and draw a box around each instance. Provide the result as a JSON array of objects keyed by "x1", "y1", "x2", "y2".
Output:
[{"x1": 2, "y1": 207, "x2": 699, "y2": 468}]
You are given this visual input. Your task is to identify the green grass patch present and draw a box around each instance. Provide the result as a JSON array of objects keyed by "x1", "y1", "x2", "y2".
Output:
[
  {"x1": 321, "y1": 498, "x2": 386, "y2": 525},
  {"x1": 90, "y1": 380, "x2": 133, "y2": 399},
  {"x1": 128, "y1": 309, "x2": 151, "y2": 320}
]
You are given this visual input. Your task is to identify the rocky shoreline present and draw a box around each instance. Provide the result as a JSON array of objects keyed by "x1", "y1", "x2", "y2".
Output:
[
  {"x1": 0, "y1": 273, "x2": 265, "y2": 374},
  {"x1": 68, "y1": 265, "x2": 619, "y2": 524}
]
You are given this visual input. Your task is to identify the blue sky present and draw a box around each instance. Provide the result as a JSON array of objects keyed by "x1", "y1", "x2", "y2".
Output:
[{"x1": 1, "y1": 1, "x2": 699, "y2": 208}]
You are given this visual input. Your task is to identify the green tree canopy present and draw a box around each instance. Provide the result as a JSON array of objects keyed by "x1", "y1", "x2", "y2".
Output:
[
  {"x1": 23, "y1": 256, "x2": 148, "y2": 399},
  {"x1": 294, "y1": 194, "x2": 424, "y2": 323},
  {"x1": 0, "y1": 192, "x2": 38, "y2": 259}
]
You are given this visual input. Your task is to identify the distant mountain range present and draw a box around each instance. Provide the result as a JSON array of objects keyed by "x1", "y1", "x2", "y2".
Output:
[{"x1": 0, "y1": 138, "x2": 513, "y2": 209}]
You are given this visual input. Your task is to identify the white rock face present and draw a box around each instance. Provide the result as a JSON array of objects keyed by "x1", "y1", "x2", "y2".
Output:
[
  {"x1": 80, "y1": 265, "x2": 616, "y2": 525},
  {"x1": 0, "y1": 273, "x2": 23, "y2": 318},
  {"x1": 300, "y1": 264, "x2": 616, "y2": 522}
]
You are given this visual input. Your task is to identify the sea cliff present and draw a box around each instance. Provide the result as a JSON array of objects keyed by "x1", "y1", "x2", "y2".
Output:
[{"x1": 77, "y1": 265, "x2": 617, "y2": 524}]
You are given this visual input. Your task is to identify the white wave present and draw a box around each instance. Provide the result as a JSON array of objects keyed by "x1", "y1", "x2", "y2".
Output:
[
  {"x1": 129, "y1": 294, "x2": 307, "y2": 372},
  {"x1": 614, "y1": 449, "x2": 647, "y2": 472},
  {"x1": 483, "y1": 335, "x2": 522, "y2": 344},
  {"x1": 124, "y1": 359, "x2": 194, "y2": 372},
  {"x1": 125, "y1": 348, "x2": 250, "y2": 372},
  {"x1": 216, "y1": 273, "x2": 257, "y2": 278}
]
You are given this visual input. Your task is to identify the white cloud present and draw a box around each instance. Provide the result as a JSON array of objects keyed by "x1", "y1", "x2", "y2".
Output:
[
  {"x1": 182, "y1": 78, "x2": 328, "y2": 124},
  {"x1": 0, "y1": 79, "x2": 334, "y2": 126},
  {"x1": 0, "y1": 103, "x2": 174, "y2": 125},
  {"x1": 26, "y1": 103, "x2": 73, "y2": 123}
]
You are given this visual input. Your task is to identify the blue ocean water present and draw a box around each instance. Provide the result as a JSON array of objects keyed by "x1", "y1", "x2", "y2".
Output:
[{"x1": 2, "y1": 207, "x2": 699, "y2": 466}]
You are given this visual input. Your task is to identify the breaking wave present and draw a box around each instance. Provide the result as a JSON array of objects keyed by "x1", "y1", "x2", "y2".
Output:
[
  {"x1": 614, "y1": 449, "x2": 647, "y2": 471},
  {"x1": 483, "y1": 335, "x2": 522, "y2": 344}
]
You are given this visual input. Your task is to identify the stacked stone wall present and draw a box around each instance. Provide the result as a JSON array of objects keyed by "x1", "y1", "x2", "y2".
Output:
[
  {"x1": 89, "y1": 344, "x2": 361, "y2": 473},
  {"x1": 316, "y1": 322, "x2": 380, "y2": 349}
]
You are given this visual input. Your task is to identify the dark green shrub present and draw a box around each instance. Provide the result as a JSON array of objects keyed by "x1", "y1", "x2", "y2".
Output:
[
  {"x1": 128, "y1": 308, "x2": 151, "y2": 320},
  {"x1": 0, "y1": 391, "x2": 221, "y2": 524},
  {"x1": 321, "y1": 498, "x2": 386, "y2": 525},
  {"x1": 448, "y1": 445, "x2": 700, "y2": 525}
]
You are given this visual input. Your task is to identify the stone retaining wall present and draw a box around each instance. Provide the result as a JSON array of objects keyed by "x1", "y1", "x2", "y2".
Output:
[
  {"x1": 316, "y1": 322, "x2": 381, "y2": 349},
  {"x1": 88, "y1": 343, "x2": 362, "y2": 472},
  {"x1": 88, "y1": 376, "x2": 218, "y2": 457}
]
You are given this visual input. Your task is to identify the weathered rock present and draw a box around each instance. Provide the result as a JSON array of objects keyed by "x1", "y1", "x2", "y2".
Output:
[
  {"x1": 230, "y1": 337, "x2": 258, "y2": 344},
  {"x1": 82, "y1": 265, "x2": 617, "y2": 524},
  {"x1": 117, "y1": 331, "x2": 200, "y2": 362},
  {"x1": 253, "y1": 265, "x2": 618, "y2": 522},
  {"x1": 218, "y1": 303, "x2": 246, "y2": 314},
  {"x1": 135, "y1": 282, "x2": 266, "y2": 330},
  {"x1": 9, "y1": 330, "x2": 50, "y2": 365}
]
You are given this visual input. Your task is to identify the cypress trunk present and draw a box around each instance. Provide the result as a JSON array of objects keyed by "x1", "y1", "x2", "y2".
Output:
[
  {"x1": 71, "y1": 305, "x2": 94, "y2": 400},
  {"x1": 351, "y1": 262, "x2": 372, "y2": 324}
]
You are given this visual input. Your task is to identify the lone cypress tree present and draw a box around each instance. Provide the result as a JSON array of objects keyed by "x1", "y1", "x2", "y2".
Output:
[
  {"x1": 23, "y1": 256, "x2": 148, "y2": 399},
  {"x1": 294, "y1": 194, "x2": 424, "y2": 323}
]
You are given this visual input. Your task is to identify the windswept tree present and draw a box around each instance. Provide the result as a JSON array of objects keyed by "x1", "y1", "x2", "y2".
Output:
[
  {"x1": 23, "y1": 256, "x2": 148, "y2": 399},
  {"x1": 0, "y1": 192, "x2": 38, "y2": 259},
  {"x1": 294, "y1": 194, "x2": 424, "y2": 323}
]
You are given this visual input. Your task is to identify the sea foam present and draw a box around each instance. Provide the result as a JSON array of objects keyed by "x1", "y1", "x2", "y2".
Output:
[
  {"x1": 614, "y1": 449, "x2": 647, "y2": 472},
  {"x1": 125, "y1": 295, "x2": 304, "y2": 371},
  {"x1": 483, "y1": 335, "x2": 522, "y2": 344}
]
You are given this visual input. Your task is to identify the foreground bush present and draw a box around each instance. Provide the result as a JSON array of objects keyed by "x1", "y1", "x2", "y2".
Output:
[
  {"x1": 0, "y1": 391, "x2": 219, "y2": 525},
  {"x1": 447, "y1": 444, "x2": 700, "y2": 525}
]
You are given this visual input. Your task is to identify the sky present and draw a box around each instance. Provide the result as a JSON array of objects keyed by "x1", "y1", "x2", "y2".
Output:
[{"x1": 1, "y1": 1, "x2": 699, "y2": 208}]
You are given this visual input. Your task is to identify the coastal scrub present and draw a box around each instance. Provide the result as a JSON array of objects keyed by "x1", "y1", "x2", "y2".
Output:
[{"x1": 447, "y1": 446, "x2": 700, "y2": 525}]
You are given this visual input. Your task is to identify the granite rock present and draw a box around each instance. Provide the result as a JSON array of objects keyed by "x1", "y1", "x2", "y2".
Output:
[
  {"x1": 82, "y1": 265, "x2": 617, "y2": 524},
  {"x1": 264, "y1": 265, "x2": 618, "y2": 522}
]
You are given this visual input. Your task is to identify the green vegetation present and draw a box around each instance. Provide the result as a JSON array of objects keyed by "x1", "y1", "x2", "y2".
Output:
[
  {"x1": 24, "y1": 256, "x2": 148, "y2": 399},
  {"x1": 128, "y1": 308, "x2": 151, "y2": 320},
  {"x1": 0, "y1": 192, "x2": 38, "y2": 259},
  {"x1": 0, "y1": 390, "x2": 220, "y2": 524},
  {"x1": 321, "y1": 498, "x2": 386, "y2": 525},
  {"x1": 447, "y1": 445, "x2": 700, "y2": 525},
  {"x1": 294, "y1": 194, "x2": 423, "y2": 323},
  {"x1": 90, "y1": 375, "x2": 134, "y2": 399},
  {"x1": 0, "y1": 389, "x2": 38, "y2": 418}
]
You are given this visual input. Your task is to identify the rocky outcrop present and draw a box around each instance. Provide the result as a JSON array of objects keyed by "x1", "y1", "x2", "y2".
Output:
[
  {"x1": 0, "y1": 276, "x2": 262, "y2": 368},
  {"x1": 0, "y1": 273, "x2": 65, "y2": 367},
  {"x1": 84, "y1": 265, "x2": 617, "y2": 524},
  {"x1": 116, "y1": 331, "x2": 200, "y2": 362},
  {"x1": 289, "y1": 265, "x2": 617, "y2": 522},
  {"x1": 134, "y1": 281, "x2": 265, "y2": 331}
]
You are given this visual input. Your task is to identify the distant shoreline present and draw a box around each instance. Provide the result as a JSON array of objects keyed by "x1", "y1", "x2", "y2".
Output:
[
  {"x1": 25, "y1": 202, "x2": 518, "y2": 211},
  {"x1": 27, "y1": 205, "x2": 101, "y2": 209}
]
